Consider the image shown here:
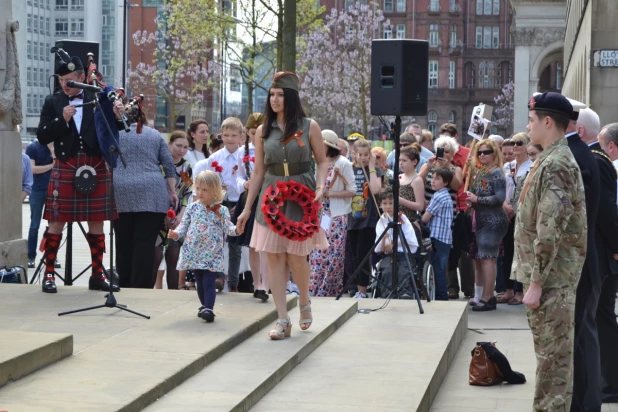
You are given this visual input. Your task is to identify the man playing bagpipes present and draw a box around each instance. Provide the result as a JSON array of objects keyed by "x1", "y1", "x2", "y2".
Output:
[{"x1": 36, "y1": 50, "x2": 126, "y2": 293}]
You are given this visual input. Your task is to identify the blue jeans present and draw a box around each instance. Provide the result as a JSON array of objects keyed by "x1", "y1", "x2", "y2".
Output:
[
  {"x1": 194, "y1": 269, "x2": 218, "y2": 310},
  {"x1": 27, "y1": 189, "x2": 47, "y2": 260},
  {"x1": 430, "y1": 238, "x2": 451, "y2": 301}
]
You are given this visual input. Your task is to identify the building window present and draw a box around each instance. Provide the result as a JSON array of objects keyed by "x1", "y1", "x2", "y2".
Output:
[
  {"x1": 476, "y1": 0, "x2": 483, "y2": 14},
  {"x1": 46, "y1": 17, "x2": 50, "y2": 34},
  {"x1": 27, "y1": 70, "x2": 32, "y2": 87},
  {"x1": 27, "y1": 94, "x2": 32, "y2": 114},
  {"x1": 430, "y1": 0, "x2": 440, "y2": 12},
  {"x1": 55, "y1": 19, "x2": 68, "y2": 35},
  {"x1": 492, "y1": 26, "x2": 499, "y2": 48},
  {"x1": 34, "y1": 68, "x2": 39, "y2": 87},
  {"x1": 429, "y1": 24, "x2": 439, "y2": 47},
  {"x1": 556, "y1": 62, "x2": 563, "y2": 90},
  {"x1": 70, "y1": 0, "x2": 84, "y2": 10},
  {"x1": 429, "y1": 60, "x2": 438, "y2": 88},
  {"x1": 27, "y1": 40, "x2": 32, "y2": 60},
  {"x1": 483, "y1": 27, "x2": 491, "y2": 49},
  {"x1": 492, "y1": 0, "x2": 499, "y2": 14},
  {"x1": 428, "y1": 111, "x2": 438, "y2": 136},
  {"x1": 449, "y1": 61, "x2": 455, "y2": 89},
  {"x1": 475, "y1": 27, "x2": 482, "y2": 49},
  {"x1": 484, "y1": 0, "x2": 491, "y2": 14},
  {"x1": 40, "y1": 70, "x2": 45, "y2": 87},
  {"x1": 450, "y1": 25, "x2": 457, "y2": 47},
  {"x1": 55, "y1": 0, "x2": 68, "y2": 9},
  {"x1": 396, "y1": 0, "x2": 405, "y2": 12},
  {"x1": 46, "y1": 43, "x2": 51, "y2": 61},
  {"x1": 27, "y1": 14, "x2": 33, "y2": 32},
  {"x1": 396, "y1": 24, "x2": 405, "y2": 39},
  {"x1": 384, "y1": 0, "x2": 393, "y2": 12},
  {"x1": 39, "y1": 42, "x2": 44, "y2": 61},
  {"x1": 465, "y1": 62, "x2": 475, "y2": 88},
  {"x1": 70, "y1": 18, "x2": 84, "y2": 36},
  {"x1": 449, "y1": 111, "x2": 456, "y2": 123},
  {"x1": 478, "y1": 61, "x2": 495, "y2": 88},
  {"x1": 383, "y1": 26, "x2": 392, "y2": 39}
]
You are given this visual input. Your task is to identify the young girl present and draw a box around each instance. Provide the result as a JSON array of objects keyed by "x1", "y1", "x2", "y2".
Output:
[
  {"x1": 169, "y1": 171, "x2": 241, "y2": 322},
  {"x1": 347, "y1": 139, "x2": 382, "y2": 298},
  {"x1": 398, "y1": 144, "x2": 426, "y2": 223},
  {"x1": 155, "y1": 131, "x2": 193, "y2": 290}
]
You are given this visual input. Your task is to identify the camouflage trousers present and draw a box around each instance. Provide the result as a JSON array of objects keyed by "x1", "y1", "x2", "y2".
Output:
[{"x1": 526, "y1": 287, "x2": 576, "y2": 412}]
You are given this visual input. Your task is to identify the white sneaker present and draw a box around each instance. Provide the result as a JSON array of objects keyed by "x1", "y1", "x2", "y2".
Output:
[
  {"x1": 353, "y1": 292, "x2": 368, "y2": 299},
  {"x1": 286, "y1": 281, "x2": 293, "y2": 294},
  {"x1": 289, "y1": 282, "x2": 300, "y2": 296}
]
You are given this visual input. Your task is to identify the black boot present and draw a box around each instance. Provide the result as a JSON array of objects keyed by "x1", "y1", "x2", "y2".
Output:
[{"x1": 42, "y1": 273, "x2": 57, "y2": 293}]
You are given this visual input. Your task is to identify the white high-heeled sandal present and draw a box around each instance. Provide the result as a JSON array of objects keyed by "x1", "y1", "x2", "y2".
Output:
[
  {"x1": 269, "y1": 317, "x2": 292, "y2": 340},
  {"x1": 299, "y1": 300, "x2": 312, "y2": 331}
]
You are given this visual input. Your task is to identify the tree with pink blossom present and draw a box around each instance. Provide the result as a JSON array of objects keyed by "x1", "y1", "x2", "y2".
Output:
[
  {"x1": 298, "y1": 2, "x2": 390, "y2": 138},
  {"x1": 128, "y1": 3, "x2": 220, "y2": 132},
  {"x1": 493, "y1": 80, "x2": 514, "y2": 129}
]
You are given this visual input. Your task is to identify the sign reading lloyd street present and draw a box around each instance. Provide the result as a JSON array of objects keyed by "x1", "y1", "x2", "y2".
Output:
[{"x1": 599, "y1": 50, "x2": 618, "y2": 67}]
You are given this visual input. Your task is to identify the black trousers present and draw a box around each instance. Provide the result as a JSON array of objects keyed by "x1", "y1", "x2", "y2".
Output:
[
  {"x1": 115, "y1": 212, "x2": 164, "y2": 289},
  {"x1": 596, "y1": 260, "x2": 618, "y2": 403},
  {"x1": 348, "y1": 226, "x2": 376, "y2": 287},
  {"x1": 571, "y1": 259, "x2": 603, "y2": 412}
]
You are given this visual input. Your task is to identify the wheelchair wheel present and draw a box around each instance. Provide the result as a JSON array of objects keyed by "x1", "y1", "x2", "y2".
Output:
[{"x1": 423, "y1": 261, "x2": 435, "y2": 301}]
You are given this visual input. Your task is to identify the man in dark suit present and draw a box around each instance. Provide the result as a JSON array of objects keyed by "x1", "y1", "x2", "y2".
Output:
[
  {"x1": 597, "y1": 122, "x2": 618, "y2": 403},
  {"x1": 563, "y1": 99, "x2": 601, "y2": 412},
  {"x1": 36, "y1": 52, "x2": 124, "y2": 294}
]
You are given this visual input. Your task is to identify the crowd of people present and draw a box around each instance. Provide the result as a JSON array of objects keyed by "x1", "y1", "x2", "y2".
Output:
[{"x1": 20, "y1": 50, "x2": 618, "y2": 411}]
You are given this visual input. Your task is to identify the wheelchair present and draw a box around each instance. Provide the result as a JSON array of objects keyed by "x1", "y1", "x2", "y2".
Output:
[{"x1": 370, "y1": 226, "x2": 435, "y2": 301}]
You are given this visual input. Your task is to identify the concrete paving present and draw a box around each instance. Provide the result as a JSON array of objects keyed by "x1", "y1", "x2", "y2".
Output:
[
  {"x1": 251, "y1": 299, "x2": 468, "y2": 412},
  {"x1": 0, "y1": 331, "x2": 72, "y2": 388},
  {"x1": 144, "y1": 298, "x2": 358, "y2": 412},
  {"x1": 430, "y1": 304, "x2": 618, "y2": 412},
  {"x1": 0, "y1": 284, "x2": 296, "y2": 411}
]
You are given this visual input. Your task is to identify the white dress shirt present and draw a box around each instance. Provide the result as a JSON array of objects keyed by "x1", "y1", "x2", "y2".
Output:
[
  {"x1": 375, "y1": 213, "x2": 419, "y2": 254},
  {"x1": 193, "y1": 146, "x2": 245, "y2": 202},
  {"x1": 67, "y1": 96, "x2": 83, "y2": 133},
  {"x1": 184, "y1": 149, "x2": 206, "y2": 169}
]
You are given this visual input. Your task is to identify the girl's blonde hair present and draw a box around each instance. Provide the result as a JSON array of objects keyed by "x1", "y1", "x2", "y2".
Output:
[
  {"x1": 195, "y1": 170, "x2": 224, "y2": 203},
  {"x1": 473, "y1": 138, "x2": 504, "y2": 169}
]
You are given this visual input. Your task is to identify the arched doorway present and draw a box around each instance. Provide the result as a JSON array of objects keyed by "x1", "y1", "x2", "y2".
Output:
[{"x1": 536, "y1": 50, "x2": 564, "y2": 93}]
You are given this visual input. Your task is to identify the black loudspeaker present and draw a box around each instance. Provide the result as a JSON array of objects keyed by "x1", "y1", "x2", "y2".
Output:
[
  {"x1": 371, "y1": 39, "x2": 429, "y2": 116},
  {"x1": 53, "y1": 39, "x2": 99, "y2": 92}
]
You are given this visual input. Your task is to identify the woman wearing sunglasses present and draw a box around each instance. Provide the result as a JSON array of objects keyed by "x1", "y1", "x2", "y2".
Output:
[{"x1": 465, "y1": 139, "x2": 509, "y2": 311}]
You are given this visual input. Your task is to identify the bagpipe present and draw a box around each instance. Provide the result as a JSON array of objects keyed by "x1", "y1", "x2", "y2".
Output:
[{"x1": 53, "y1": 48, "x2": 145, "y2": 167}]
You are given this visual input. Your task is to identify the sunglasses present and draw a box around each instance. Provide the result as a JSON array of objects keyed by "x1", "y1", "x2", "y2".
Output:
[
  {"x1": 477, "y1": 149, "x2": 494, "y2": 156},
  {"x1": 512, "y1": 140, "x2": 525, "y2": 146}
]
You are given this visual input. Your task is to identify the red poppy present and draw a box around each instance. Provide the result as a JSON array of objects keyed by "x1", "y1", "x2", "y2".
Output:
[
  {"x1": 166, "y1": 209, "x2": 176, "y2": 219},
  {"x1": 215, "y1": 165, "x2": 224, "y2": 173},
  {"x1": 232, "y1": 165, "x2": 238, "y2": 174},
  {"x1": 261, "y1": 181, "x2": 319, "y2": 241},
  {"x1": 266, "y1": 186, "x2": 280, "y2": 200},
  {"x1": 243, "y1": 155, "x2": 250, "y2": 163},
  {"x1": 250, "y1": 156, "x2": 255, "y2": 163},
  {"x1": 211, "y1": 161, "x2": 220, "y2": 168}
]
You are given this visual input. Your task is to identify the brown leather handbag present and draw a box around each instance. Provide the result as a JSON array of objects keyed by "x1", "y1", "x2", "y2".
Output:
[{"x1": 469, "y1": 342, "x2": 504, "y2": 386}]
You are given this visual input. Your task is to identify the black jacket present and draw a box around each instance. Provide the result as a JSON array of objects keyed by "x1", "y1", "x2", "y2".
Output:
[
  {"x1": 590, "y1": 142, "x2": 618, "y2": 275},
  {"x1": 36, "y1": 91, "x2": 124, "y2": 161},
  {"x1": 566, "y1": 132, "x2": 600, "y2": 282}
]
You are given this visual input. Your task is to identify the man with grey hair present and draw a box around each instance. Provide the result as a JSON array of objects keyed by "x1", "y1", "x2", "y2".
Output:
[
  {"x1": 488, "y1": 134, "x2": 504, "y2": 149},
  {"x1": 592, "y1": 121, "x2": 618, "y2": 403}
]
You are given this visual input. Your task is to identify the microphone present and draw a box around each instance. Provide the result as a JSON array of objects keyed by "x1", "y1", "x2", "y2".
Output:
[{"x1": 66, "y1": 80, "x2": 101, "y2": 93}]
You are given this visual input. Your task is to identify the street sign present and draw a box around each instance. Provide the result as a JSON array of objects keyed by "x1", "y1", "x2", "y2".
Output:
[{"x1": 598, "y1": 50, "x2": 618, "y2": 67}]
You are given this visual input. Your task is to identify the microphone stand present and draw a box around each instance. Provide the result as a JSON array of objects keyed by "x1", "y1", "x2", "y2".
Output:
[{"x1": 58, "y1": 90, "x2": 148, "y2": 319}]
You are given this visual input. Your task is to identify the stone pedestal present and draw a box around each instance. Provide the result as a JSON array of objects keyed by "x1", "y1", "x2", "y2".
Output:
[{"x1": 0, "y1": 130, "x2": 27, "y2": 269}]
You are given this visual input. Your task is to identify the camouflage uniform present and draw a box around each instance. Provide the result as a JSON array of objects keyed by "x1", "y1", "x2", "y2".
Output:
[{"x1": 513, "y1": 138, "x2": 587, "y2": 412}]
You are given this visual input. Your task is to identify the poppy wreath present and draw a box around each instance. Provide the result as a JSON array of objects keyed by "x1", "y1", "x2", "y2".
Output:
[{"x1": 261, "y1": 180, "x2": 321, "y2": 241}]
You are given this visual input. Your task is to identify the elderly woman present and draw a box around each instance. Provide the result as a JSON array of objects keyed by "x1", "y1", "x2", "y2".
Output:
[
  {"x1": 309, "y1": 130, "x2": 356, "y2": 297},
  {"x1": 114, "y1": 100, "x2": 178, "y2": 289},
  {"x1": 419, "y1": 135, "x2": 463, "y2": 207}
]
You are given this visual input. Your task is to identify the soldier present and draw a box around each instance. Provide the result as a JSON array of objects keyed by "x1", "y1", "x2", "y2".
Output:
[{"x1": 514, "y1": 92, "x2": 587, "y2": 412}]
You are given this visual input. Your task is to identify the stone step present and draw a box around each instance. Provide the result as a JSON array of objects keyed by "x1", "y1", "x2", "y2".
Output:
[
  {"x1": 0, "y1": 285, "x2": 296, "y2": 411},
  {"x1": 251, "y1": 300, "x2": 468, "y2": 412},
  {"x1": 0, "y1": 331, "x2": 73, "y2": 388},
  {"x1": 143, "y1": 298, "x2": 358, "y2": 412}
]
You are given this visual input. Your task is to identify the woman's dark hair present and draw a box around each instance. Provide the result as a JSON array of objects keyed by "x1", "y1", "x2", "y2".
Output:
[
  {"x1": 434, "y1": 168, "x2": 454, "y2": 186},
  {"x1": 261, "y1": 88, "x2": 306, "y2": 140},
  {"x1": 168, "y1": 130, "x2": 188, "y2": 144},
  {"x1": 187, "y1": 119, "x2": 210, "y2": 158},
  {"x1": 400, "y1": 146, "x2": 420, "y2": 164},
  {"x1": 326, "y1": 146, "x2": 340, "y2": 158},
  {"x1": 244, "y1": 133, "x2": 252, "y2": 178},
  {"x1": 208, "y1": 135, "x2": 223, "y2": 154}
]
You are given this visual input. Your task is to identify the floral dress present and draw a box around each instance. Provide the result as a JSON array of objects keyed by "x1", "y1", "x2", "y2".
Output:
[{"x1": 309, "y1": 164, "x2": 347, "y2": 297}]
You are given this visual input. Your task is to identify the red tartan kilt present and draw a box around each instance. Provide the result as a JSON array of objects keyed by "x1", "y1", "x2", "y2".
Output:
[{"x1": 44, "y1": 153, "x2": 117, "y2": 222}]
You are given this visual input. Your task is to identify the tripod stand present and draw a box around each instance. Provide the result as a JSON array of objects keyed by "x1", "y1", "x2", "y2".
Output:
[
  {"x1": 336, "y1": 116, "x2": 425, "y2": 314},
  {"x1": 58, "y1": 92, "x2": 149, "y2": 319}
]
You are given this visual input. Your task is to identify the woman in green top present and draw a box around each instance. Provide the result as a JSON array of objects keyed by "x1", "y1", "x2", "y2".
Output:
[{"x1": 237, "y1": 72, "x2": 329, "y2": 340}]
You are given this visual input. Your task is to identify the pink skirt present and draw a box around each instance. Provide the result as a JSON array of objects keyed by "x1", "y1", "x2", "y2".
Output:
[{"x1": 250, "y1": 222, "x2": 329, "y2": 256}]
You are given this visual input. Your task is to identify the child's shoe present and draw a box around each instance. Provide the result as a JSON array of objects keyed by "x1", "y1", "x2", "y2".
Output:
[{"x1": 199, "y1": 308, "x2": 215, "y2": 322}]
